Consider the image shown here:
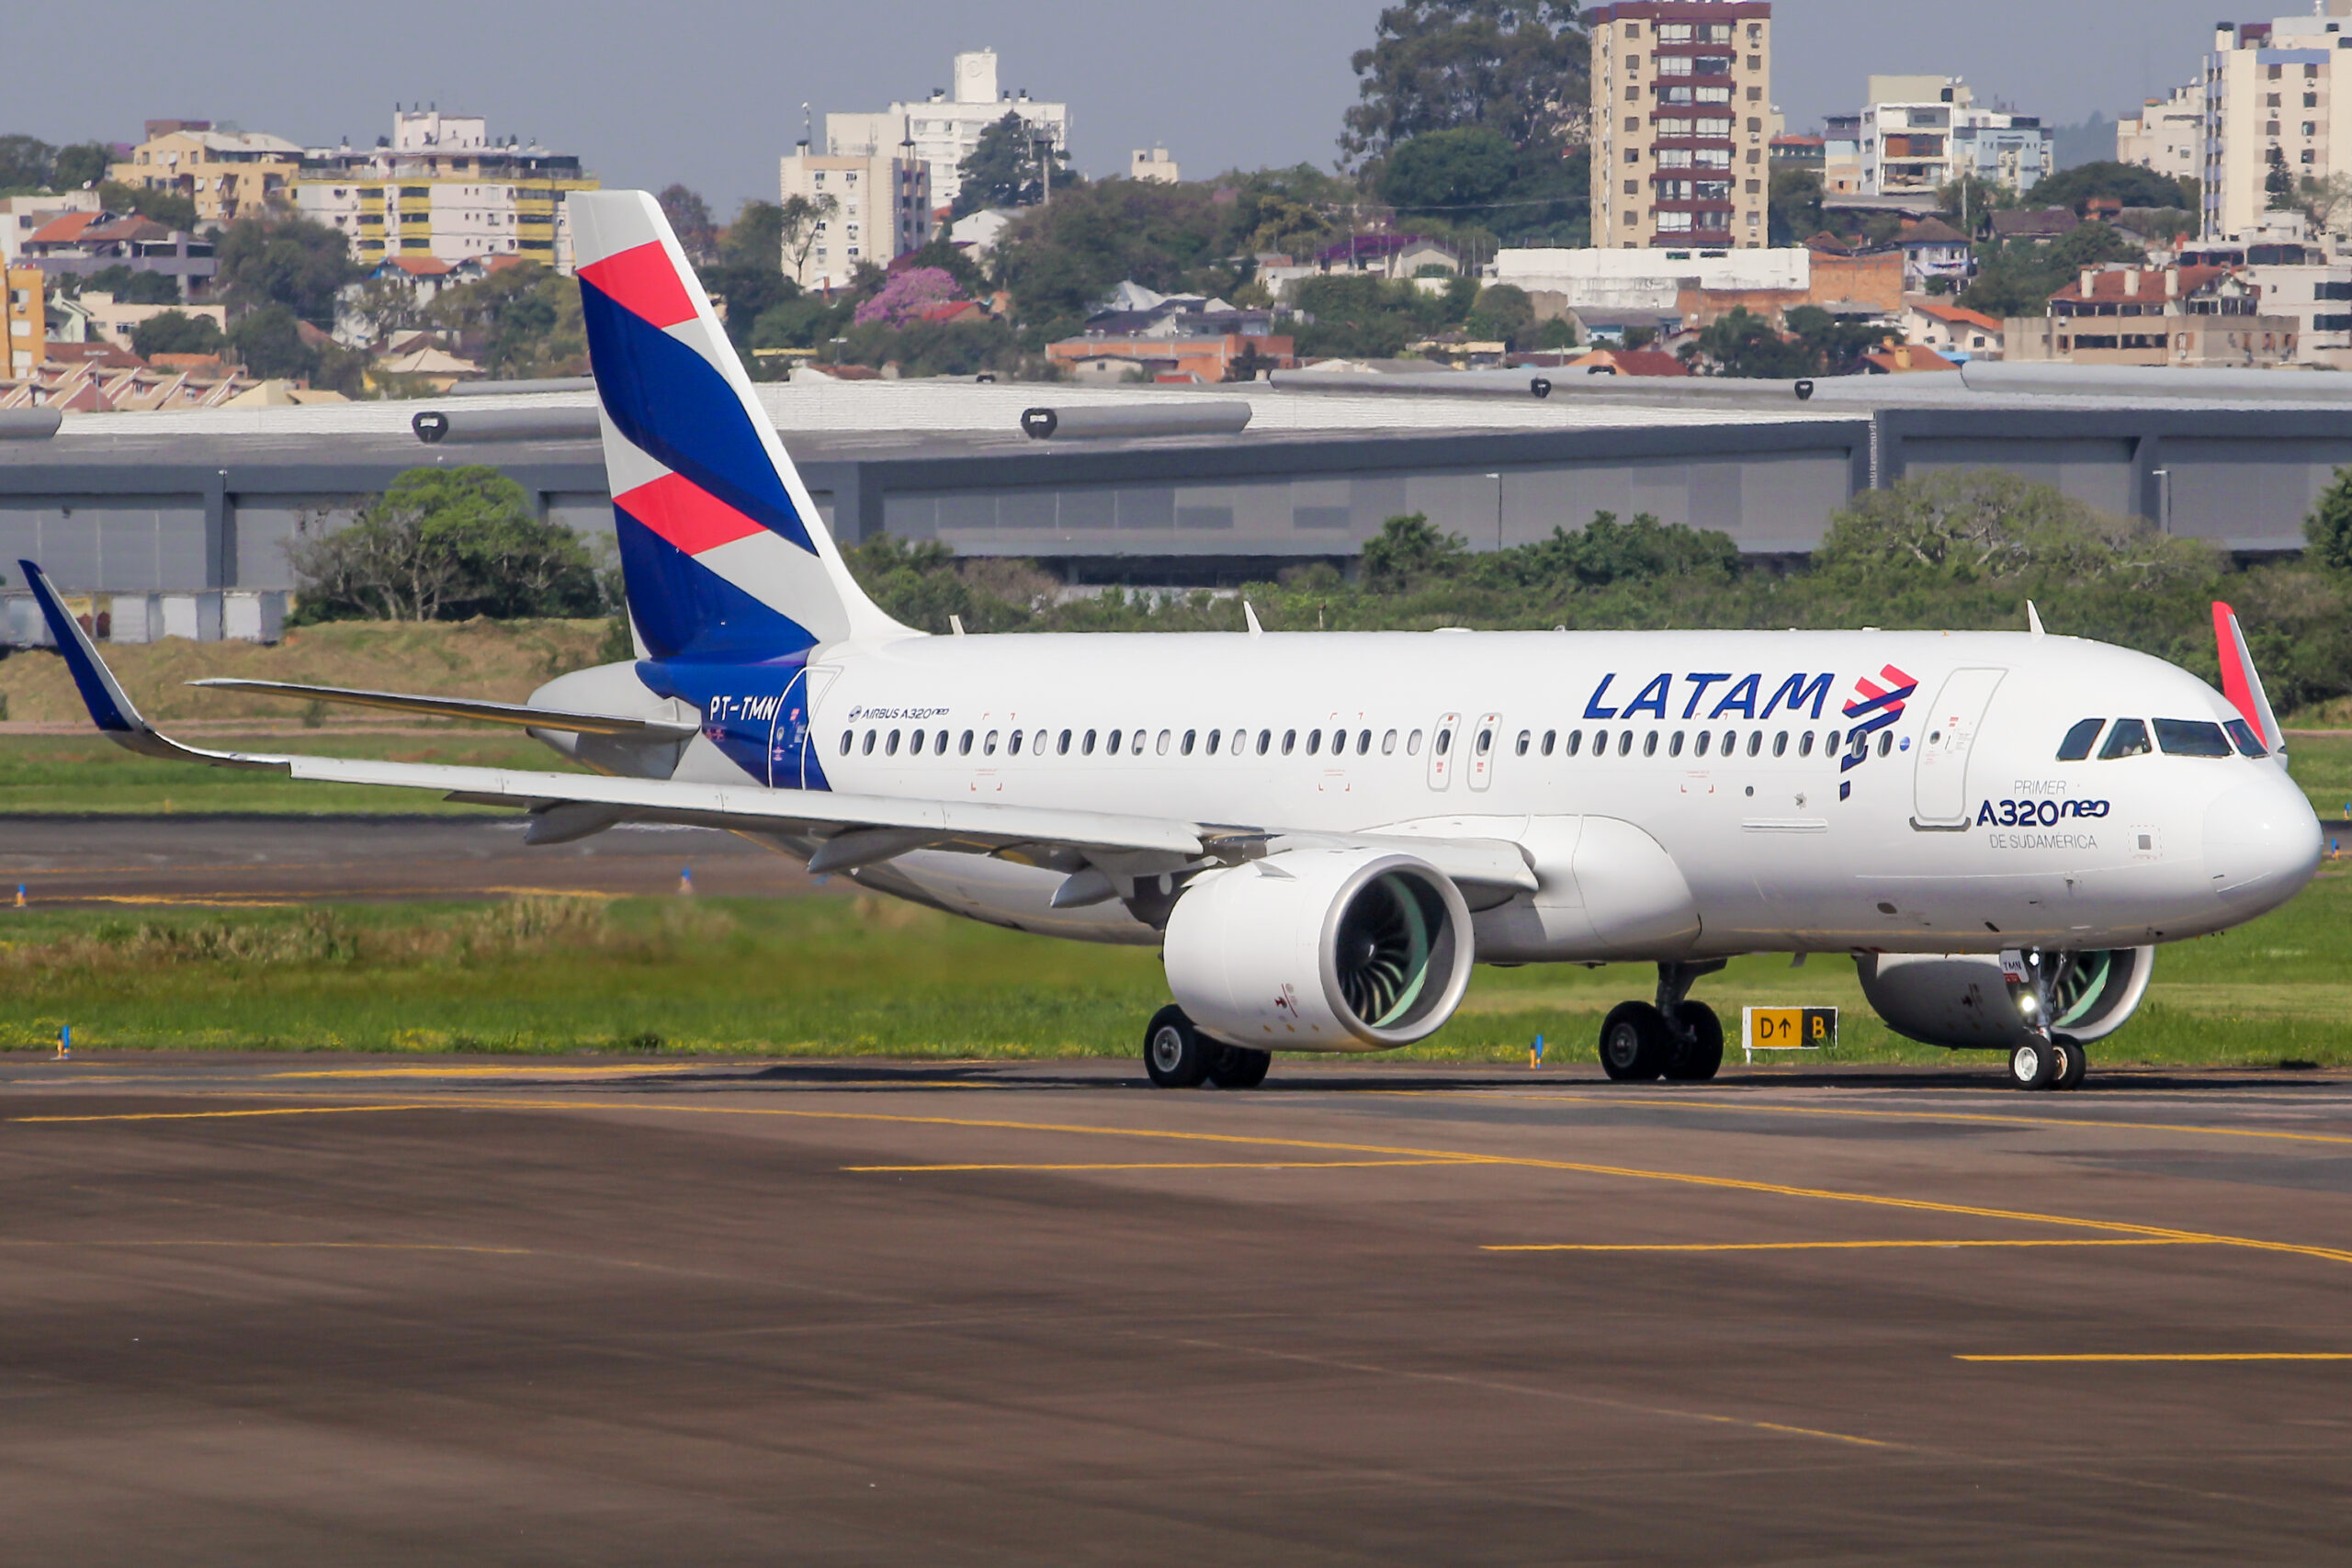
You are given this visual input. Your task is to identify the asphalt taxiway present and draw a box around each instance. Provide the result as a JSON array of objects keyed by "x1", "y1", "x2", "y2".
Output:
[{"x1": 5, "y1": 1056, "x2": 2351, "y2": 1563}]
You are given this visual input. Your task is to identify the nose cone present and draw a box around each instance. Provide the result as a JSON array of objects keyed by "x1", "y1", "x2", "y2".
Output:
[{"x1": 2204, "y1": 773, "x2": 2323, "y2": 914}]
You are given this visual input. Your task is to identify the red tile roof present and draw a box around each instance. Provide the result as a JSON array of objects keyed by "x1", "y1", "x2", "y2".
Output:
[
  {"x1": 1863, "y1": 345, "x2": 1958, "y2": 374},
  {"x1": 389, "y1": 256, "x2": 456, "y2": 276},
  {"x1": 1911, "y1": 299, "x2": 2004, "y2": 333},
  {"x1": 82, "y1": 216, "x2": 169, "y2": 243},
  {"x1": 2049, "y1": 265, "x2": 2232, "y2": 305},
  {"x1": 28, "y1": 211, "x2": 106, "y2": 245},
  {"x1": 1570, "y1": 348, "x2": 1689, "y2": 378}
]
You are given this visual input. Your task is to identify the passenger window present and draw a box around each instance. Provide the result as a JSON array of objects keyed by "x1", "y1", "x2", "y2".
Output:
[
  {"x1": 1057, "y1": 729, "x2": 1072, "y2": 755},
  {"x1": 2154, "y1": 717, "x2": 2233, "y2": 758},
  {"x1": 862, "y1": 729, "x2": 876, "y2": 755},
  {"x1": 1773, "y1": 731, "x2": 1788, "y2": 757},
  {"x1": 1749, "y1": 731, "x2": 1763, "y2": 758},
  {"x1": 840, "y1": 730, "x2": 854, "y2": 756},
  {"x1": 2056, "y1": 718, "x2": 2104, "y2": 761},
  {"x1": 1105, "y1": 728, "x2": 1122, "y2": 754},
  {"x1": 1824, "y1": 729, "x2": 1840, "y2": 753},
  {"x1": 1384, "y1": 729, "x2": 1399, "y2": 754},
  {"x1": 985, "y1": 729, "x2": 1000, "y2": 755},
  {"x1": 1182, "y1": 729, "x2": 1197, "y2": 755},
  {"x1": 1032, "y1": 728, "x2": 1046, "y2": 753},
  {"x1": 1358, "y1": 729, "x2": 1373, "y2": 755},
  {"x1": 1307, "y1": 729, "x2": 1322, "y2": 755},
  {"x1": 1206, "y1": 729, "x2": 1221, "y2": 755},
  {"x1": 1158, "y1": 729, "x2": 1172, "y2": 756},
  {"x1": 1593, "y1": 729, "x2": 1609, "y2": 755},
  {"x1": 909, "y1": 730, "x2": 924, "y2": 755},
  {"x1": 1694, "y1": 731, "x2": 1711, "y2": 758},
  {"x1": 1283, "y1": 729, "x2": 1298, "y2": 755},
  {"x1": 1476, "y1": 728, "x2": 1493, "y2": 756},
  {"x1": 960, "y1": 730, "x2": 974, "y2": 755},
  {"x1": 1257, "y1": 729, "x2": 1272, "y2": 755},
  {"x1": 1541, "y1": 729, "x2": 1555, "y2": 755},
  {"x1": 1566, "y1": 730, "x2": 1583, "y2": 757},
  {"x1": 2224, "y1": 718, "x2": 2268, "y2": 758},
  {"x1": 1407, "y1": 729, "x2": 1422, "y2": 755},
  {"x1": 1008, "y1": 730, "x2": 1023, "y2": 755},
  {"x1": 1081, "y1": 729, "x2": 1096, "y2": 756},
  {"x1": 1434, "y1": 728, "x2": 1451, "y2": 755},
  {"x1": 1515, "y1": 729, "x2": 1531, "y2": 756},
  {"x1": 1799, "y1": 731, "x2": 1815, "y2": 757},
  {"x1": 1668, "y1": 730, "x2": 1685, "y2": 757},
  {"x1": 1875, "y1": 731, "x2": 1892, "y2": 757},
  {"x1": 935, "y1": 730, "x2": 947, "y2": 754},
  {"x1": 887, "y1": 729, "x2": 901, "y2": 755},
  {"x1": 2099, "y1": 718, "x2": 2152, "y2": 760},
  {"x1": 1643, "y1": 730, "x2": 1658, "y2": 757}
]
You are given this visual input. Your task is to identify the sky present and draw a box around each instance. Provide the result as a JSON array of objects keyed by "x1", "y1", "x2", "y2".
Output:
[{"x1": 5, "y1": 1, "x2": 2276, "y2": 212}]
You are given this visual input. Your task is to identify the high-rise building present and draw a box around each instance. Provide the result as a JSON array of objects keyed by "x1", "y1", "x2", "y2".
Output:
[
  {"x1": 296, "y1": 108, "x2": 597, "y2": 272},
  {"x1": 2200, "y1": 4, "x2": 2352, "y2": 243},
  {"x1": 778, "y1": 147, "x2": 932, "y2": 291},
  {"x1": 826, "y1": 50, "x2": 1069, "y2": 211},
  {"x1": 109, "y1": 121, "x2": 304, "y2": 225},
  {"x1": 1855, "y1": 76, "x2": 2052, "y2": 198},
  {"x1": 1588, "y1": 2, "x2": 1779, "y2": 250},
  {"x1": 2119, "y1": 82, "x2": 2205, "y2": 184},
  {"x1": 5, "y1": 265, "x2": 44, "y2": 378}
]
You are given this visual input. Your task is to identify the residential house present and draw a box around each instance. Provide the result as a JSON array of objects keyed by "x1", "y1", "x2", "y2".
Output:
[
  {"x1": 2007, "y1": 263, "x2": 2301, "y2": 367},
  {"x1": 109, "y1": 120, "x2": 302, "y2": 223},
  {"x1": 1896, "y1": 216, "x2": 1973, "y2": 288},
  {"x1": 17, "y1": 210, "x2": 216, "y2": 296},
  {"x1": 1861, "y1": 343, "x2": 1959, "y2": 373},
  {"x1": 1902, "y1": 297, "x2": 2005, "y2": 359},
  {"x1": 1769, "y1": 133, "x2": 1823, "y2": 170},
  {"x1": 73, "y1": 291, "x2": 228, "y2": 353},
  {"x1": 0, "y1": 344, "x2": 259, "y2": 412},
  {"x1": 2179, "y1": 236, "x2": 2352, "y2": 367},
  {"x1": 1130, "y1": 148, "x2": 1181, "y2": 183},
  {"x1": 1315, "y1": 234, "x2": 1461, "y2": 278},
  {"x1": 0, "y1": 191, "x2": 102, "y2": 266},
  {"x1": 1990, "y1": 208, "x2": 2077, "y2": 242},
  {"x1": 1855, "y1": 76, "x2": 2052, "y2": 198},
  {"x1": 1047, "y1": 290, "x2": 1294, "y2": 381},
  {"x1": 298, "y1": 108, "x2": 597, "y2": 272},
  {"x1": 1561, "y1": 347, "x2": 1690, "y2": 376},
  {"x1": 948, "y1": 208, "x2": 1017, "y2": 256},
  {"x1": 333, "y1": 255, "x2": 487, "y2": 347}
]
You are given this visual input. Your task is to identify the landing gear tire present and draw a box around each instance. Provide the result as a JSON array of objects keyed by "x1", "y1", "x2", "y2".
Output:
[
  {"x1": 1145, "y1": 1005, "x2": 1212, "y2": 1089},
  {"x1": 2008, "y1": 1038, "x2": 2059, "y2": 1091},
  {"x1": 1664, "y1": 1002, "x2": 1724, "y2": 1081},
  {"x1": 1207, "y1": 1045, "x2": 1272, "y2": 1089},
  {"x1": 2052, "y1": 1036, "x2": 2088, "y2": 1091},
  {"x1": 1600, "y1": 1002, "x2": 1672, "y2": 1082}
]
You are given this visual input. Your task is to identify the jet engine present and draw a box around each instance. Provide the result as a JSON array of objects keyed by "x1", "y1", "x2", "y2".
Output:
[
  {"x1": 1856, "y1": 947, "x2": 2155, "y2": 1051},
  {"x1": 1164, "y1": 849, "x2": 1475, "y2": 1052}
]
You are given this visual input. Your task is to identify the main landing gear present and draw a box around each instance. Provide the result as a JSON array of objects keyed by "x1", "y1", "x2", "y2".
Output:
[
  {"x1": 1144, "y1": 1005, "x2": 1271, "y2": 1089},
  {"x1": 1598, "y1": 961, "x2": 1727, "y2": 1083},
  {"x1": 2008, "y1": 1035, "x2": 2089, "y2": 1092}
]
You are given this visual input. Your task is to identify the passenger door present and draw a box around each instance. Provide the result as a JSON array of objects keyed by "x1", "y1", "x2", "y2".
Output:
[
  {"x1": 1912, "y1": 668, "x2": 2005, "y2": 828},
  {"x1": 1466, "y1": 711, "x2": 1502, "y2": 792},
  {"x1": 1426, "y1": 712, "x2": 1460, "y2": 791}
]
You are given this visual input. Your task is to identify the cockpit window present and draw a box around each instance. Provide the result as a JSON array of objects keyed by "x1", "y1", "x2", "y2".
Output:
[
  {"x1": 2098, "y1": 717, "x2": 2153, "y2": 760},
  {"x1": 2056, "y1": 718, "x2": 2104, "y2": 761},
  {"x1": 2154, "y1": 717, "x2": 2233, "y2": 758},
  {"x1": 2224, "y1": 718, "x2": 2268, "y2": 759}
]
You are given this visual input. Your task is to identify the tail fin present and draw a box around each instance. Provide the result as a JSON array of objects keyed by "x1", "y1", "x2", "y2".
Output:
[
  {"x1": 2213, "y1": 601, "x2": 2286, "y2": 762},
  {"x1": 571, "y1": 190, "x2": 911, "y2": 661}
]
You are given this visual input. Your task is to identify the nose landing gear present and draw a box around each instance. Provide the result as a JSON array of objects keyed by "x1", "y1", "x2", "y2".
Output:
[{"x1": 1598, "y1": 961, "x2": 1726, "y2": 1082}]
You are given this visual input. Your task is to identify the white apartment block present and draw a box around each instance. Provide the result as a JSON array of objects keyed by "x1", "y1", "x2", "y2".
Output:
[
  {"x1": 1130, "y1": 148, "x2": 1181, "y2": 183},
  {"x1": 2119, "y1": 81, "x2": 2205, "y2": 184},
  {"x1": 1589, "y1": 1, "x2": 1781, "y2": 250},
  {"x1": 2201, "y1": 3, "x2": 2352, "y2": 242},
  {"x1": 779, "y1": 150, "x2": 932, "y2": 290},
  {"x1": 0, "y1": 191, "x2": 102, "y2": 266},
  {"x1": 1857, "y1": 75, "x2": 2052, "y2": 197},
  {"x1": 826, "y1": 50, "x2": 1069, "y2": 211},
  {"x1": 296, "y1": 107, "x2": 594, "y2": 273}
]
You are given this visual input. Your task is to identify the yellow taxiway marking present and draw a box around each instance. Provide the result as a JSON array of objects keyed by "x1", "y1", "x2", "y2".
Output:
[
  {"x1": 260, "y1": 1065, "x2": 708, "y2": 1080},
  {"x1": 1418, "y1": 1090, "x2": 2352, "y2": 1149},
  {"x1": 1956, "y1": 1352, "x2": 2352, "y2": 1363},
  {"x1": 26, "y1": 1096, "x2": 2352, "y2": 1271},
  {"x1": 0, "y1": 1239, "x2": 531, "y2": 1255},
  {"x1": 1485, "y1": 1238, "x2": 2211, "y2": 1253},
  {"x1": 846, "y1": 1159, "x2": 1478, "y2": 1172}
]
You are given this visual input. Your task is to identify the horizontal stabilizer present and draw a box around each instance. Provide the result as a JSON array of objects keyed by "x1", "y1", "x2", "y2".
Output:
[{"x1": 187, "y1": 678, "x2": 698, "y2": 739}]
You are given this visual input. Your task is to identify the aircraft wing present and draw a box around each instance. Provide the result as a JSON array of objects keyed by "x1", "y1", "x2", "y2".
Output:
[
  {"x1": 21, "y1": 562, "x2": 1534, "y2": 890},
  {"x1": 186, "y1": 678, "x2": 700, "y2": 740}
]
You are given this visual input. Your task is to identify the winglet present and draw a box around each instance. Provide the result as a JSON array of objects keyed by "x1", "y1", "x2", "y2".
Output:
[
  {"x1": 17, "y1": 559, "x2": 283, "y2": 770},
  {"x1": 2025, "y1": 600, "x2": 2044, "y2": 637},
  {"x1": 2213, "y1": 601, "x2": 2286, "y2": 760},
  {"x1": 1243, "y1": 601, "x2": 1264, "y2": 637}
]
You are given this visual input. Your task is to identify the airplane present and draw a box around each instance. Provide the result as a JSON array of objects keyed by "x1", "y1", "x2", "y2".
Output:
[{"x1": 20, "y1": 190, "x2": 2323, "y2": 1093}]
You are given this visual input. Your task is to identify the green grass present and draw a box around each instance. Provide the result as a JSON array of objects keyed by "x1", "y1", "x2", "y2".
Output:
[
  {"x1": 0, "y1": 729, "x2": 585, "y2": 815},
  {"x1": 7, "y1": 872, "x2": 2352, "y2": 1066},
  {"x1": 2286, "y1": 731, "x2": 2352, "y2": 821}
]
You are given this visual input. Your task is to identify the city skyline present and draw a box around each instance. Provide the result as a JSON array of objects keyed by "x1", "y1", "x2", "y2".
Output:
[{"x1": 2, "y1": 0, "x2": 2297, "y2": 211}]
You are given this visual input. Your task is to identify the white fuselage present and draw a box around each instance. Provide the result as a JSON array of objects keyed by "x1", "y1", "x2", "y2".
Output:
[{"x1": 591, "y1": 626, "x2": 2321, "y2": 961}]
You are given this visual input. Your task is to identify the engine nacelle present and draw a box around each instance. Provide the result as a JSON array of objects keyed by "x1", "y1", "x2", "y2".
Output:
[
  {"x1": 1164, "y1": 850, "x2": 1475, "y2": 1053},
  {"x1": 1856, "y1": 947, "x2": 2154, "y2": 1051}
]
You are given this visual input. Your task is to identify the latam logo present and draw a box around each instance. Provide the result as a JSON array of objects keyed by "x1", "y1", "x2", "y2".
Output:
[
  {"x1": 1581, "y1": 671, "x2": 1836, "y2": 722},
  {"x1": 1838, "y1": 663, "x2": 1918, "y2": 799}
]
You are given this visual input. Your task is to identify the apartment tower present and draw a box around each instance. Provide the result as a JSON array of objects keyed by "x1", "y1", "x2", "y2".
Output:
[
  {"x1": 2202, "y1": 1, "x2": 2352, "y2": 242},
  {"x1": 1589, "y1": 1, "x2": 1777, "y2": 249}
]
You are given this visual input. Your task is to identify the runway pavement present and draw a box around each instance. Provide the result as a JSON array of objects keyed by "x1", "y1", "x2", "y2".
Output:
[
  {"x1": 0, "y1": 815, "x2": 818, "y2": 903},
  {"x1": 6, "y1": 1055, "x2": 2351, "y2": 1563}
]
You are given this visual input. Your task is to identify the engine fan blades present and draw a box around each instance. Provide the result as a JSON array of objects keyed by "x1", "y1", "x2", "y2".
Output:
[{"x1": 1335, "y1": 873, "x2": 1435, "y2": 1028}]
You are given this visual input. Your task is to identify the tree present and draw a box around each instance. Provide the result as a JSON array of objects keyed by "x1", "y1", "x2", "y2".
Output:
[
  {"x1": 2293, "y1": 173, "x2": 2352, "y2": 236},
  {"x1": 131, "y1": 310, "x2": 225, "y2": 358},
  {"x1": 1768, "y1": 168, "x2": 1824, "y2": 247},
  {"x1": 427, "y1": 264, "x2": 587, "y2": 378},
  {"x1": 954, "y1": 112, "x2": 1070, "y2": 217},
  {"x1": 777, "y1": 192, "x2": 840, "y2": 278},
  {"x1": 0, "y1": 135, "x2": 55, "y2": 191},
  {"x1": 2028, "y1": 161, "x2": 2194, "y2": 215},
  {"x1": 51, "y1": 142, "x2": 111, "y2": 191},
  {"x1": 657, "y1": 184, "x2": 718, "y2": 263},
  {"x1": 995, "y1": 179, "x2": 1235, "y2": 341},
  {"x1": 1375, "y1": 126, "x2": 1587, "y2": 243},
  {"x1": 288, "y1": 466, "x2": 604, "y2": 623},
  {"x1": 80, "y1": 265, "x2": 182, "y2": 305},
  {"x1": 2306, "y1": 467, "x2": 2352, "y2": 576},
  {"x1": 343, "y1": 274, "x2": 424, "y2": 344},
  {"x1": 1464, "y1": 281, "x2": 1534, "y2": 347},
  {"x1": 720, "y1": 199, "x2": 786, "y2": 271},
  {"x1": 1340, "y1": 2, "x2": 1589, "y2": 169},
  {"x1": 1686, "y1": 306, "x2": 1815, "y2": 378},
  {"x1": 1815, "y1": 470, "x2": 2214, "y2": 592},
  {"x1": 214, "y1": 215, "x2": 357, "y2": 324},
  {"x1": 854, "y1": 266, "x2": 962, "y2": 327},
  {"x1": 1379, "y1": 127, "x2": 1515, "y2": 213},
  {"x1": 1361, "y1": 513, "x2": 1469, "y2": 591},
  {"x1": 96, "y1": 180, "x2": 198, "y2": 233},
  {"x1": 1957, "y1": 221, "x2": 2143, "y2": 319},
  {"x1": 229, "y1": 305, "x2": 317, "y2": 378},
  {"x1": 1782, "y1": 305, "x2": 1885, "y2": 377}
]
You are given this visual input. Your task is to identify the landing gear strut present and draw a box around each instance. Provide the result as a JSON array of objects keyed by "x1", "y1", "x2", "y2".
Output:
[
  {"x1": 1143, "y1": 1005, "x2": 1271, "y2": 1089},
  {"x1": 1599, "y1": 961, "x2": 1726, "y2": 1082},
  {"x1": 2004, "y1": 949, "x2": 2094, "y2": 1091}
]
